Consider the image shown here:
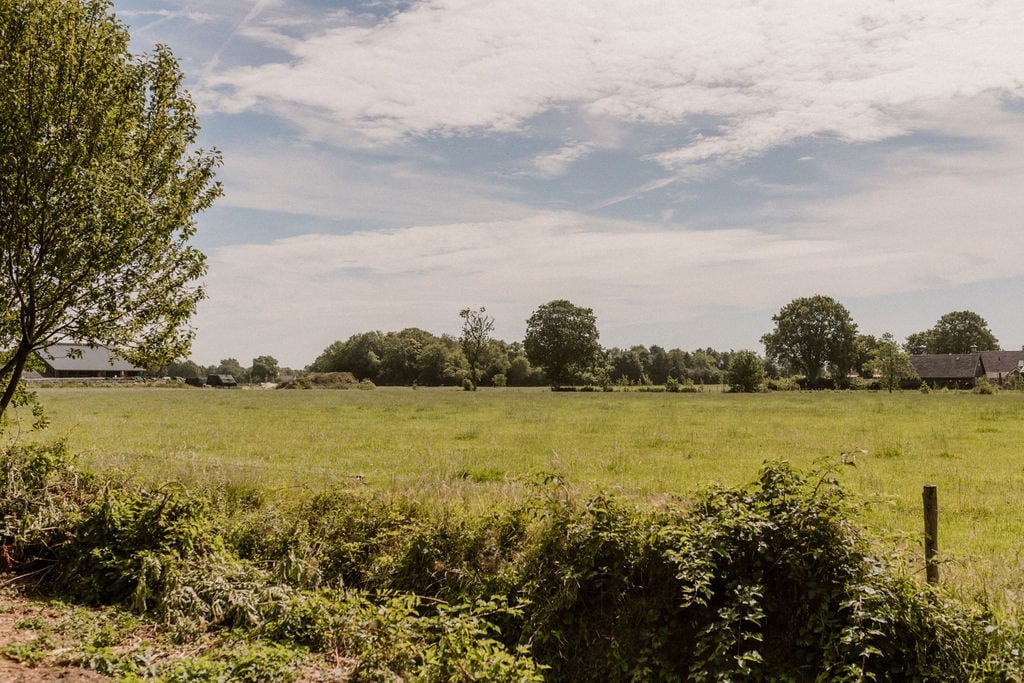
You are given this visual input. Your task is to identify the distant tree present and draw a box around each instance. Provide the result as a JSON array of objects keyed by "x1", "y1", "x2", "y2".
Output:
[
  {"x1": 727, "y1": 350, "x2": 766, "y2": 393},
  {"x1": 868, "y1": 333, "x2": 918, "y2": 392},
  {"x1": 479, "y1": 339, "x2": 512, "y2": 385},
  {"x1": 761, "y1": 295, "x2": 859, "y2": 385},
  {"x1": 524, "y1": 300, "x2": 601, "y2": 387},
  {"x1": 608, "y1": 345, "x2": 651, "y2": 385},
  {"x1": 853, "y1": 334, "x2": 879, "y2": 378},
  {"x1": 459, "y1": 307, "x2": 495, "y2": 387},
  {"x1": 378, "y1": 328, "x2": 436, "y2": 385},
  {"x1": 251, "y1": 355, "x2": 280, "y2": 383},
  {"x1": 647, "y1": 345, "x2": 672, "y2": 385},
  {"x1": 506, "y1": 355, "x2": 544, "y2": 386},
  {"x1": 904, "y1": 330, "x2": 933, "y2": 356},
  {"x1": 909, "y1": 311, "x2": 999, "y2": 355},
  {"x1": 416, "y1": 336, "x2": 468, "y2": 386},
  {"x1": 213, "y1": 358, "x2": 247, "y2": 383},
  {"x1": 308, "y1": 332, "x2": 383, "y2": 379},
  {"x1": 160, "y1": 359, "x2": 203, "y2": 379},
  {"x1": 688, "y1": 348, "x2": 724, "y2": 385},
  {"x1": 0, "y1": 0, "x2": 221, "y2": 420}
]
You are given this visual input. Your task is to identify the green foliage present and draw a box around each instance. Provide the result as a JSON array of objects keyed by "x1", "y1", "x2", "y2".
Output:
[
  {"x1": 7, "y1": 436, "x2": 1024, "y2": 679},
  {"x1": 974, "y1": 378, "x2": 996, "y2": 395},
  {"x1": 0, "y1": 0, "x2": 220, "y2": 420},
  {"x1": 868, "y1": 332, "x2": 918, "y2": 392},
  {"x1": 762, "y1": 295, "x2": 859, "y2": 384},
  {"x1": 727, "y1": 350, "x2": 766, "y2": 392},
  {"x1": 460, "y1": 306, "x2": 496, "y2": 387},
  {"x1": 524, "y1": 299, "x2": 602, "y2": 386},
  {"x1": 250, "y1": 355, "x2": 280, "y2": 384},
  {"x1": 276, "y1": 372, "x2": 373, "y2": 390},
  {"x1": 909, "y1": 310, "x2": 1000, "y2": 355}
]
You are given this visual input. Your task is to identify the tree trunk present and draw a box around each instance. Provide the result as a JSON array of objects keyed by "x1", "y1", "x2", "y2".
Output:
[{"x1": 0, "y1": 342, "x2": 33, "y2": 421}]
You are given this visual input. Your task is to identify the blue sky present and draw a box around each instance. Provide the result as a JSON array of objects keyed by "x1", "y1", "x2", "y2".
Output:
[{"x1": 113, "y1": 1, "x2": 1024, "y2": 369}]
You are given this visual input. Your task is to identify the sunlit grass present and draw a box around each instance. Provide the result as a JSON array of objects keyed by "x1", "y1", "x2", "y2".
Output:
[{"x1": 20, "y1": 385, "x2": 1024, "y2": 607}]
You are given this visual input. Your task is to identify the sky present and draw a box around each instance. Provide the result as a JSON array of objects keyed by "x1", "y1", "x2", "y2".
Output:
[{"x1": 111, "y1": 0, "x2": 1024, "y2": 369}]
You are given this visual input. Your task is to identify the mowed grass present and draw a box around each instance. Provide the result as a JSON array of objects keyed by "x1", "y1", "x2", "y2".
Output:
[{"x1": 19, "y1": 386, "x2": 1024, "y2": 605}]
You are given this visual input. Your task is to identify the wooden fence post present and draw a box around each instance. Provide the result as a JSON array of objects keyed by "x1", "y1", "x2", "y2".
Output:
[{"x1": 923, "y1": 485, "x2": 938, "y2": 585}]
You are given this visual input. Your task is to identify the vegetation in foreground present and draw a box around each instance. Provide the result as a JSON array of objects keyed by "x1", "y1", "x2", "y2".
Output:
[{"x1": 4, "y1": 441, "x2": 1024, "y2": 680}]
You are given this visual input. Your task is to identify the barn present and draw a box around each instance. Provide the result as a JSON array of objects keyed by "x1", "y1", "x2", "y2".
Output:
[
  {"x1": 909, "y1": 351, "x2": 1024, "y2": 388},
  {"x1": 35, "y1": 343, "x2": 145, "y2": 380}
]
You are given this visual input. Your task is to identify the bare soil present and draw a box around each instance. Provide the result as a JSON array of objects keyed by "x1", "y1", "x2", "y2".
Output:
[{"x1": 0, "y1": 593, "x2": 107, "y2": 681}]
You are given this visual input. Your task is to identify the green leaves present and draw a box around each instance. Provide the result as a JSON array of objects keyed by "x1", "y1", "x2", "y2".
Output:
[
  {"x1": 0, "y1": 0, "x2": 220, "y2": 419},
  {"x1": 524, "y1": 299, "x2": 601, "y2": 387},
  {"x1": 762, "y1": 295, "x2": 859, "y2": 385}
]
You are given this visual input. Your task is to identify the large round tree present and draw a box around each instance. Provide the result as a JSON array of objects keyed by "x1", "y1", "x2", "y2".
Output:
[
  {"x1": 909, "y1": 310, "x2": 999, "y2": 355},
  {"x1": 761, "y1": 295, "x2": 859, "y2": 385},
  {"x1": 524, "y1": 300, "x2": 601, "y2": 387},
  {"x1": 0, "y1": 0, "x2": 221, "y2": 419}
]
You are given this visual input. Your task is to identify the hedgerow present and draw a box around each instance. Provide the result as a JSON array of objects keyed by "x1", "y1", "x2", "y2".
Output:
[{"x1": 2, "y1": 441, "x2": 1023, "y2": 680}]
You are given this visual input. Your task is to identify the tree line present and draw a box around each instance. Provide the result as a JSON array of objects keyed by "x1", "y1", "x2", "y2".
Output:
[{"x1": 303, "y1": 297, "x2": 1005, "y2": 392}]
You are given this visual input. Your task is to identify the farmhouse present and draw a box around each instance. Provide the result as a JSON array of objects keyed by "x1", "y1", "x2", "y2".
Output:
[
  {"x1": 909, "y1": 350, "x2": 1024, "y2": 388},
  {"x1": 34, "y1": 343, "x2": 145, "y2": 380},
  {"x1": 979, "y1": 350, "x2": 1024, "y2": 384}
]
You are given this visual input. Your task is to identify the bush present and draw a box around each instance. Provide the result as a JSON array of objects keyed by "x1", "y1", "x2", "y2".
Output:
[
  {"x1": 4, "y1": 444, "x2": 1024, "y2": 680},
  {"x1": 276, "y1": 372, "x2": 373, "y2": 390}
]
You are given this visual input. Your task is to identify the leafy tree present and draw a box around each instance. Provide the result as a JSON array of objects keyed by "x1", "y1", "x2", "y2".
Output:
[
  {"x1": 251, "y1": 355, "x2": 280, "y2": 383},
  {"x1": 212, "y1": 358, "x2": 247, "y2": 383},
  {"x1": 727, "y1": 351, "x2": 766, "y2": 393},
  {"x1": 607, "y1": 345, "x2": 651, "y2": 385},
  {"x1": 903, "y1": 330, "x2": 933, "y2": 356},
  {"x1": 761, "y1": 295, "x2": 859, "y2": 385},
  {"x1": 416, "y1": 339, "x2": 468, "y2": 386},
  {"x1": 868, "y1": 333, "x2": 918, "y2": 392},
  {"x1": 379, "y1": 328, "x2": 437, "y2": 385},
  {"x1": 647, "y1": 345, "x2": 672, "y2": 385},
  {"x1": 852, "y1": 334, "x2": 878, "y2": 378},
  {"x1": 309, "y1": 332, "x2": 384, "y2": 379},
  {"x1": 908, "y1": 311, "x2": 999, "y2": 355},
  {"x1": 159, "y1": 359, "x2": 203, "y2": 379},
  {"x1": 524, "y1": 300, "x2": 601, "y2": 387},
  {"x1": 0, "y1": 0, "x2": 220, "y2": 419},
  {"x1": 459, "y1": 307, "x2": 495, "y2": 387},
  {"x1": 506, "y1": 355, "x2": 543, "y2": 386}
]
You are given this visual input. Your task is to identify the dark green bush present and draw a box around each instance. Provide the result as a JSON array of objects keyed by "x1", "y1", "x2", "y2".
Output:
[{"x1": 4, "y1": 442, "x2": 1024, "y2": 680}]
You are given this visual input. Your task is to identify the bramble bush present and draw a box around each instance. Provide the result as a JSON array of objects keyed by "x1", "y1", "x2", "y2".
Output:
[{"x1": 3, "y1": 441, "x2": 1023, "y2": 680}]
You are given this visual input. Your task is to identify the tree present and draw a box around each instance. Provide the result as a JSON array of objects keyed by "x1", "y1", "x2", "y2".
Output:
[
  {"x1": 908, "y1": 311, "x2": 999, "y2": 355},
  {"x1": 251, "y1": 355, "x2": 280, "y2": 383},
  {"x1": 868, "y1": 333, "x2": 918, "y2": 392},
  {"x1": 761, "y1": 295, "x2": 859, "y2": 385},
  {"x1": 213, "y1": 358, "x2": 247, "y2": 383},
  {"x1": 727, "y1": 350, "x2": 766, "y2": 393},
  {"x1": 459, "y1": 306, "x2": 495, "y2": 387},
  {"x1": 0, "y1": 0, "x2": 220, "y2": 420},
  {"x1": 523, "y1": 300, "x2": 601, "y2": 387}
]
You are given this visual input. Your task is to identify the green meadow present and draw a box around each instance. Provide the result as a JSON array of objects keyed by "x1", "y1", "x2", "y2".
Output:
[{"x1": 21, "y1": 386, "x2": 1024, "y2": 605}]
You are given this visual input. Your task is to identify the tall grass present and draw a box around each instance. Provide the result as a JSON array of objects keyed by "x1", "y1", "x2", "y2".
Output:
[{"x1": 19, "y1": 386, "x2": 1024, "y2": 606}]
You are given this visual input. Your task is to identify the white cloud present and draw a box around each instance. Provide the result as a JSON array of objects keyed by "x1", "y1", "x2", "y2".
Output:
[
  {"x1": 530, "y1": 143, "x2": 594, "y2": 178},
  {"x1": 191, "y1": 97, "x2": 1024, "y2": 367},
  {"x1": 205, "y1": 0, "x2": 1024, "y2": 173}
]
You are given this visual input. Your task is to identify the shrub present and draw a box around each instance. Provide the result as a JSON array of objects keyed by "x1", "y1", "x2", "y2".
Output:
[
  {"x1": 276, "y1": 372, "x2": 370, "y2": 390},
  {"x1": 4, "y1": 444, "x2": 1024, "y2": 680}
]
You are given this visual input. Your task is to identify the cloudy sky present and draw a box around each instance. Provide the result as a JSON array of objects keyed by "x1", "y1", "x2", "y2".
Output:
[{"x1": 112, "y1": 0, "x2": 1024, "y2": 369}]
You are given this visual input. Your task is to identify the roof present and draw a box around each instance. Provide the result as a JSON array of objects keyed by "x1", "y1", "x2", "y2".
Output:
[
  {"x1": 37, "y1": 343, "x2": 143, "y2": 373},
  {"x1": 909, "y1": 353, "x2": 982, "y2": 379},
  {"x1": 979, "y1": 350, "x2": 1024, "y2": 375}
]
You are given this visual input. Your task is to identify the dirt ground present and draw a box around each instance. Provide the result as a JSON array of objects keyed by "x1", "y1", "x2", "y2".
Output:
[{"x1": 0, "y1": 593, "x2": 107, "y2": 681}]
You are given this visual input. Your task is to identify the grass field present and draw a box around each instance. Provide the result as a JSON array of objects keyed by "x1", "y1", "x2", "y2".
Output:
[{"x1": 16, "y1": 385, "x2": 1024, "y2": 606}]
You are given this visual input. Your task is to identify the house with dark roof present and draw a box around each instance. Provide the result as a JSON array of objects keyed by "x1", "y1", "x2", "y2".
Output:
[
  {"x1": 908, "y1": 354, "x2": 983, "y2": 389},
  {"x1": 909, "y1": 350, "x2": 1024, "y2": 388},
  {"x1": 35, "y1": 343, "x2": 145, "y2": 379},
  {"x1": 979, "y1": 350, "x2": 1024, "y2": 384}
]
